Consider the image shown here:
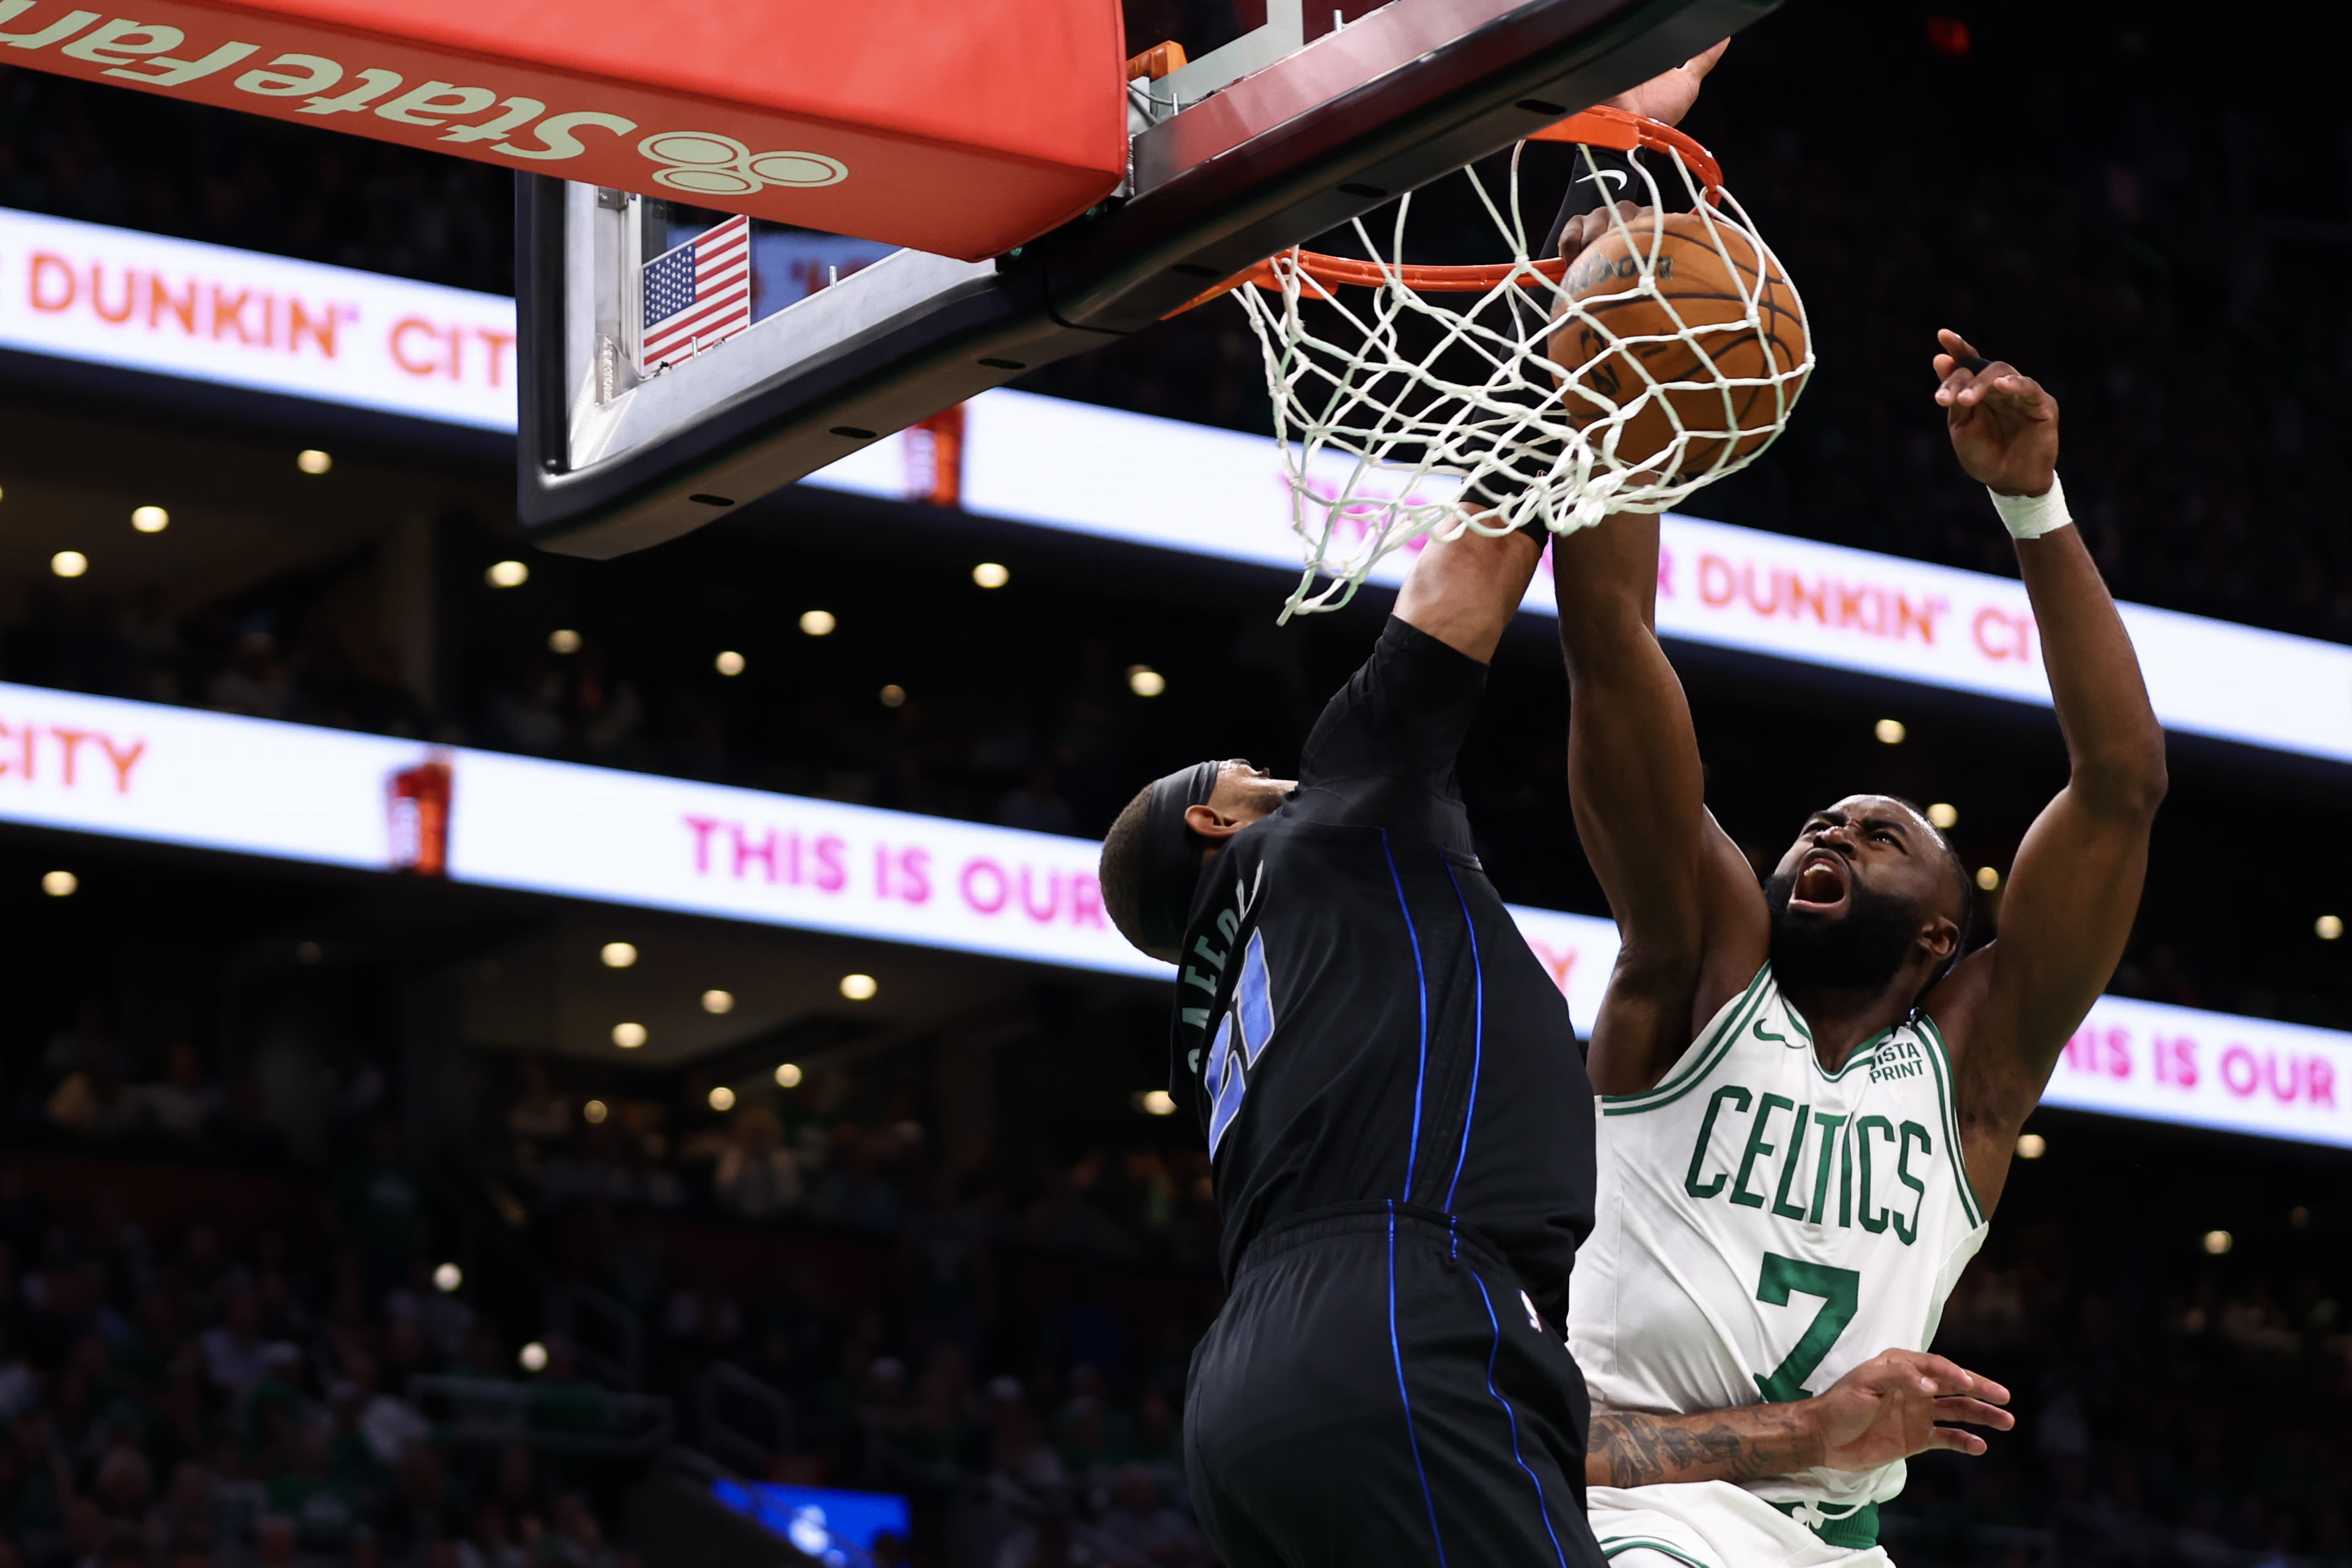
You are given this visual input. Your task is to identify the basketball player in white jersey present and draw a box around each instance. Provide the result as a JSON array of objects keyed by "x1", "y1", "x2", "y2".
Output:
[{"x1": 1550, "y1": 331, "x2": 2167, "y2": 1566}]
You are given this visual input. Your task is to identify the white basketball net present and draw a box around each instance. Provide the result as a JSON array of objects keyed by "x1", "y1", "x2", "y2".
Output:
[{"x1": 1230, "y1": 118, "x2": 1812, "y2": 618}]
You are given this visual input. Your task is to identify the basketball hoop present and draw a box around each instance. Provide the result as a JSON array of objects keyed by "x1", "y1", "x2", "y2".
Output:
[{"x1": 1192, "y1": 106, "x2": 1813, "y2": 618}]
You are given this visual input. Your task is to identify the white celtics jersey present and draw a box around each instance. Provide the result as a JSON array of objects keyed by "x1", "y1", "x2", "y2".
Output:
[{"x1": 1567, "y1": 964, "x2": 1990, "y2": 1512}]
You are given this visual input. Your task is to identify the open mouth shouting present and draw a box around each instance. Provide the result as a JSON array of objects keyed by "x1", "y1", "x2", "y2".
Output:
[{"x1": 1789, "y1": 849, "x2": 1852, "y2": 915}]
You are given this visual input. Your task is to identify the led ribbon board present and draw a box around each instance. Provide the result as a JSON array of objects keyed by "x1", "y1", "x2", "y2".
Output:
[
  {"x1": 0, "y1": 680, "x2": 2342, "y2": 1149},
  {"x1": 2, "y1": 207, "x2": 2345, "y2": 764},
  {"x1": 0, "y1": 0, "x2": 1126, "y2": 260},
  {"x1": 815, "y1": 391, "x2": 2352, "y2": 768}
]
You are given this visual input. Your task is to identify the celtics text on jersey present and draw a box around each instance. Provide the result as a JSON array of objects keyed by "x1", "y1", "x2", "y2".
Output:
[{"x1": 1567, "y1": 963, "x2": 1990, "y2": 1520}]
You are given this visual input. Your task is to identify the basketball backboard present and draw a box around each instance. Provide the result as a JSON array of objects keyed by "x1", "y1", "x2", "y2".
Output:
[{"x1": 518, "y1": 0, "x2": 1781, "y2": 558}]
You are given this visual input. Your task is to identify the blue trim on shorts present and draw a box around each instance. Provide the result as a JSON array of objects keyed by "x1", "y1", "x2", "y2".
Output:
[
  {"x1": 1388, "y1": 1200, "x2": 1448, "y2": 1567},
  {"x1": 1468, "y1": 1270, "x2": 1570, "y2": 1568}
]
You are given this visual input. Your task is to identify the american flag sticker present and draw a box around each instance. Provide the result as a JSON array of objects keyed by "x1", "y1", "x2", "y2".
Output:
[{"x1": 637, "y1": 213, "x2": 753, "y2": 374}]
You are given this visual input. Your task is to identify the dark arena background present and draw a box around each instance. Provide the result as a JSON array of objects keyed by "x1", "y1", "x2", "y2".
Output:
[{"x1": 2, "y1": 3, "x2": 2349, "y2": 1567}]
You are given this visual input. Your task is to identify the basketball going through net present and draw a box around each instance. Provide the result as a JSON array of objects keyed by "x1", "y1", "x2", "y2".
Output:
[{"x1": 1195, "y1": 108, "x2": 1812, "y2": 618}]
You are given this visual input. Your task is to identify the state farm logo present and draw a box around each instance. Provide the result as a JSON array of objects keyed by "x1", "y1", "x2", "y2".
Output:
[
  {"x1": 639, "y1": 133, "x2": 848, "y2": 197},
  {"x1": 0, "y1": 4, "x2": 854, "y2": 192}
]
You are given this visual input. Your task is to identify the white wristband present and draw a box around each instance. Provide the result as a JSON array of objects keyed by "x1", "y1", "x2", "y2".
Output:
[{"x1": 1988, "y1": 472, "x2": 2073, "y2": 540}]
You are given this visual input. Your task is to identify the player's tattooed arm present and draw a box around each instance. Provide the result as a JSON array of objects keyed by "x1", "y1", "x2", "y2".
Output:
[
  {"x1": 1584, "y1": 1350, "x2": 2015, "y2": 1488},
  {"x1": 1588, "y1": 1405, "x2": 1812, "y2": 1487}
]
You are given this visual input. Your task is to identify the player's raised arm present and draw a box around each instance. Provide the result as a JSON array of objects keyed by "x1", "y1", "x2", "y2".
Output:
[
  {"x1": 1919, "y1": 331, "x2": 2168, "y2": 1210},
  {"x1": 1585, "y1": 1350, "x2": 2014, "y2": 1488},
  {"x1": 1391, "y1": 520, "x2": 1545, "y2": 664},
  {"x1": 1555, "y1": 514, "x2": 1769, "y2": 1093}
]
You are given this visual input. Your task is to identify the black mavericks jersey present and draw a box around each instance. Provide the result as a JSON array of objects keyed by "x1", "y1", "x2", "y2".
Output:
[{"x1": 1170, "y1": 617, "x2": 1597, "y2": 1325}]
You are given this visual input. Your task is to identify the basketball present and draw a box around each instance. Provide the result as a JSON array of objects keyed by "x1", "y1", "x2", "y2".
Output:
[{"x1": 1550, "y1": 211, "x2": 1811, "y2": 479}]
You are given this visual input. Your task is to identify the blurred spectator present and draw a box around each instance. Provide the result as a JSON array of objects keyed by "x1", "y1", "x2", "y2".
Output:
[
  {"x1": 131, "y1": 1046, "x2": 223, "y2": 1144},
  {"x1": 713, "y1": 1106, "x2": 803, "y2": 1220},
  {"x1": 1096, "y1": 1465, "x2": 1211, "y2": 1568}
]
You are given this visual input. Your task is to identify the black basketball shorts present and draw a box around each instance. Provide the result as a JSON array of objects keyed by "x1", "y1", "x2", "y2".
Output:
[{"x1": 1184, "y1": 1203, "x2": 1608, "y2": 1568}]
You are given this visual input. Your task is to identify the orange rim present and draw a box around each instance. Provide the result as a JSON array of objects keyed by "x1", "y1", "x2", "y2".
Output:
[{"x1": 1166, "y1": 106, "x2": 1728, "y2": 315}]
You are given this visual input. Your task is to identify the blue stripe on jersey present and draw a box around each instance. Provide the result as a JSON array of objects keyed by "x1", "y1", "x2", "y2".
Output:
[
  {"x1": 1381, "y1": 831, "x2": 1432, "y2": 1200},
  {"x1": 1440, "y1": 857, "x2": 1484, "y2": 1214},
  {"x1": 1468, "y1": 1270, "x2": 1572, "y2": 1568},
  {"x1": 1388, "y1": 1201, "x2": 1449, "y2": 1567}
]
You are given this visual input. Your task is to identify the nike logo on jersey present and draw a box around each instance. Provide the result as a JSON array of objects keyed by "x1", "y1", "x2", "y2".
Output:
[{"x1": 1577, "y1": 168, "x2": 1630, "y2": 191}]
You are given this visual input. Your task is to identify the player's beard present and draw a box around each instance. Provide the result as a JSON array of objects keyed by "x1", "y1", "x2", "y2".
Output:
[{"x1": 1763, "y1": 867, "x2": 1922, "y2": 992}]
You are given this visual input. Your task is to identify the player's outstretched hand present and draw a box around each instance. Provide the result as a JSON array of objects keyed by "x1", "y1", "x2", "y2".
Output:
[
  {"x1": 1804, "y1": 1349, "x2": 2015, "y2": 1470},
  {"x1": 1934, "y1": 328, "x2": 2060, "y2": 497},
  {"x1": 1606, "y1": 40, "x2": 1728, "y2": 127}
]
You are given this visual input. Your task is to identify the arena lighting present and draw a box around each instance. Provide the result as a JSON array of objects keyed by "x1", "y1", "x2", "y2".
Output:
[
  {"x1": 582, "y1": 1099, "x2": 609, "y2": 1124},
  {"x1": 775, "y1": 1063, "x2": 804, "y2": 1089},
  {"x1": 3, "y1": 679, "x2": 2346, "y2": 1152},
  {"x1": 131, "y1": 505, "x2": 169, "y2": 533},
  {"x1": 40, "y1": 870, "x2": 76, "y2": 897},
  {"x1": 799, "y1": 610, "x2": 837, "y2": 637},
  {"x1": 611, "y1": 1022, "x2": 647, "y2": 1049},
  {"x1": 2202, "y1": 1229, "x2": 2233, "y2": 1256},
  {"x1": 839, "y1": 973, "x2": 878, "y2": 1001},
  {"x1": 519, "y1": 1342, "x2": 549, "y2": 1373},
  {"x1": 2319, "y1": 915, "x2": 2345, "y2": 941},
  {"x1": 297, "y1": 449, "x2": 333, "y2": 475},
  {"x1": 1127, "y1": 665, "x2": 1167, "y2": 697},
  {"x1": 879, "y1": 684, "x2": 907, "y2": 708},
  {"x1": 485, "y1": 560, "x2": 529, "y2": 588},
  {"x1": 1976, "y1": 866, "x2": 2001, "y2": 892},
  {"x1": 49, "y1": 551, "x2": 86, "y2": 578},
  {"x1": 1927, "y1": 802, "x2": 1959, "y2": 829},
  {"x1": 1874, "y1": 719, "x2": 1907, "y2": 746},
  {"x1": 2015, "y1": 1132, "x2": 2046, "y2": 1160},
  {"x1": 1135, "y1": 1090, "x2": 1178, "y2": 1116},
  {"x1": 702, "y1": 989, "x2": 736, "y2": 1014},
  {"x1": 432, "y1": 1263, "x2": 462, "y2": 1292},
  {"x1": 714, "y1": 650, "x2": 747, "y2": 676},
  {"x1": 708, "y1": 1085, "x2": 737, "y2": 1112},
  {"x1": 548, "y1": 629, "x2": 583, "y2": 655},
  {"x1": 600, "y1": 941, "x2": 638, "y2": 969},
  {"x1": 972, "y1": 562, "x2": 1011, "y2": 589}
]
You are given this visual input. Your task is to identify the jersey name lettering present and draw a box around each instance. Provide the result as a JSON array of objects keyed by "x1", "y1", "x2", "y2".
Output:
[{"x1": 1681, "y1": 1082, "x2": 1935, "y2": 1247}]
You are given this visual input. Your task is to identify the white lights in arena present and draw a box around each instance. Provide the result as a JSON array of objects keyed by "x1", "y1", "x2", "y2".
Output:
[
  {"x1": 0, "y1": 680, "x2": 2341, "y2": 1153},
  {"x1": 298, "y1": 450, "x2": 334, "y2": 475},
  {"x1": 486, "y1": 560, "x2": 529, "y2": 588},
  {"x1": 601, "y1": 941, "x2": 639, "y2": 969},
  {"x1": 131, "y1": 505, "x2": 169, "y2": 533},
  {"x1": 50, "y1": 551, "x2": 87, "y2": 579}
]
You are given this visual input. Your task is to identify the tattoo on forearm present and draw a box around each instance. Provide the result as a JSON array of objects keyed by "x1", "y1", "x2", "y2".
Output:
[{"x1": 1589, "y1": 1411, "x2": 1803, "y2": 1489}]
